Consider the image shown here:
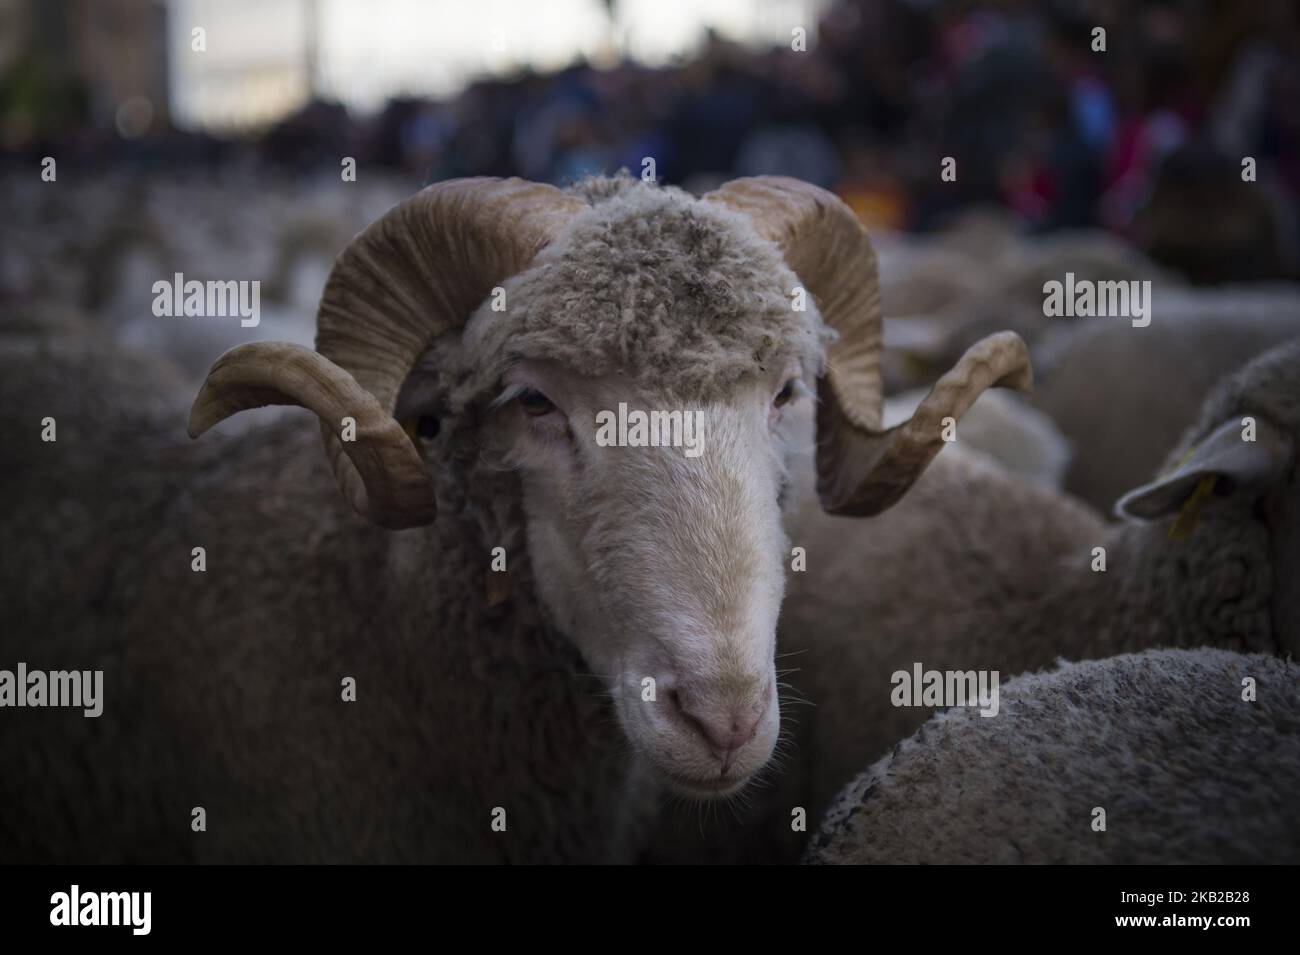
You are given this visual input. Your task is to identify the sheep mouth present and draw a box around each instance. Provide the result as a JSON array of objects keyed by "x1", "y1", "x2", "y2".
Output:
[{"x1": 661, "y1": 768, "x2": 752, "y2": 799}]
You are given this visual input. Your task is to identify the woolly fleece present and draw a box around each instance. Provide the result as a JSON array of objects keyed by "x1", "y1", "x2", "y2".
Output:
[{"x1": 805, "y1": 648, "x2": 1300, "y2": 864}]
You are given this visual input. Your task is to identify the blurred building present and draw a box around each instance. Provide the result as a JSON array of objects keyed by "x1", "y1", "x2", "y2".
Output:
[
  {"x1": 168, "y1": 0, "x2": 825, "y2": 131},
  {"x1": 0, "y1": 0, "x2": 169, "y2": 147},
  {"x1": 169, "y1": 0, "x2": 312, "y2": 131}
]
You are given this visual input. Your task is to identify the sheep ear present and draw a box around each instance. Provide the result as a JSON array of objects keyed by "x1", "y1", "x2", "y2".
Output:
[{"x1": 1115, "y1": 417, "x2": 1292, "y2": 522}]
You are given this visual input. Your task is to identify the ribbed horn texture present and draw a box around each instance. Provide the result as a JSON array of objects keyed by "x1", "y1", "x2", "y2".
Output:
[
  {"x1": 704, "y1": 176, "x2": 1032, "y2": 516},
  {"x1": 189, "y1": 178, "x2": 584, "y2": 528},
  {"x1": 188, "y1": 341, "x2": 436, "y2": 529},
  {"x1": 815, "y1": 331, "x2": 1033, "y2": 515},
  {"x1": 704, "y1": 176, "x2": 884, "y2": 431}
]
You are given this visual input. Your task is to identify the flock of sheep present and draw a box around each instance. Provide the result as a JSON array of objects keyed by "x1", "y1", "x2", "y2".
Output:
[{"x1": 1, "y1": 168, "x2": 1297, "y2": 864}]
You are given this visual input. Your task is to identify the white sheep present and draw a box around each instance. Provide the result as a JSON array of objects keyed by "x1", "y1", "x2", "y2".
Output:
[
  {"x1": 0, "y1": 174, "x2": 1032, "y2": 863},
  {"x1": 806, "y1": 648, "x2": 1300, "y2": 864}
]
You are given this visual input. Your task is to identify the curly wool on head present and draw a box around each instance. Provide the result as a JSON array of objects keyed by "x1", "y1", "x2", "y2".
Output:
[{"x1": 465, "y1": 176, "x2": 829, "y2": 404}]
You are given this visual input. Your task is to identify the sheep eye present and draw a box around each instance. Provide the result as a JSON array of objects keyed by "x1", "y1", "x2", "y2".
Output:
[
  {"x1": 416, "y1": 415, "x2": 440, "y2": 440},
  {"x1": 773, "y1": 379, "x2": 797, "y2": 408},
  {"x1": 519, "y1": 389, "x2": 556, "y2": 417}
]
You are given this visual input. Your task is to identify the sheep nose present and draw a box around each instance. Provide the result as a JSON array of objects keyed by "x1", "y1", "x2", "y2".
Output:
[{"x1": 672, "y1": 683, "x2": 770, "y2": 760}]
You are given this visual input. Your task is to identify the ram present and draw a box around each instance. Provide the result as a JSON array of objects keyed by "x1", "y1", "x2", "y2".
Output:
[
  {"x1": 0, "y1": 174, "x2": 1029, "y2": 863},
  {"x1": 805, "y1": 649, "x2": 1300, "y2": 864}
]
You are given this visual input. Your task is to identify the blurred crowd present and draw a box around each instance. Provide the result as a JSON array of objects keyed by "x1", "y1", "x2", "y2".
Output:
[{"x1": 4, "y1": 0, "x2": 1299, "y2": 281}]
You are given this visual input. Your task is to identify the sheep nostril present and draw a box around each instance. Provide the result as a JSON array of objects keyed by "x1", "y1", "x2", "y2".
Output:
[
  {"x1": 667, "y1": 689, "x2": 710, "y2": 738},
  {"x1": 674, "y1": 692, "x2": 763, "y2": 759}
]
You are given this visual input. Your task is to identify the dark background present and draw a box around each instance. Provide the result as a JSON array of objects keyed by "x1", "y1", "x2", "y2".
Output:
[{"x1": 2, "y1": 0, "x2": 1298, "y2": 282}]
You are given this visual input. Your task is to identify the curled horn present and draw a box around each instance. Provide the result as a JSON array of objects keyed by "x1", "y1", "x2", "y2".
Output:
[
  {"x1": 188, "y1": 177, "x2": 585, "y2": 528},
  {"x1": 189, "y1": 342, "x2": 432, "y2": 528},
  {"x1": 704, "y1": 176, "x2": 1032, "y2": 516}
]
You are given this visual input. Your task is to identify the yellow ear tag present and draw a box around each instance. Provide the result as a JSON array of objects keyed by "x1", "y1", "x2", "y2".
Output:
[{"x1": 1169, "y1": 475, "x2": 1218, "y2": 541}]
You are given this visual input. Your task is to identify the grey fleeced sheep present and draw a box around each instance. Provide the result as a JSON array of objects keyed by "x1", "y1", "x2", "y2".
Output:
[
  {"x1": 876, "y1": 221, "x2": 1172, "y2": 393},
  {"x1": 805, "y1": 648, "x2": 1300, "y2": 864},
  {"x1": 1, "y1": 169, "x2": 413, "y2": 391},
  {"x1": 779, "y1": 337, "x2": 1300, "y2": 822},
  {"x1": 874, "y1": 210, "x2": 1300, "y2": 510},
  {"x1": 0, "y1": 174, "x2": 1032, "y2": 863},
  {"x1": 883, "y1": 386, "x2": 1071, "y2": 490},
  {"x1": 1029, "y1": 300, "x2": 1300, "y2": 509}
]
